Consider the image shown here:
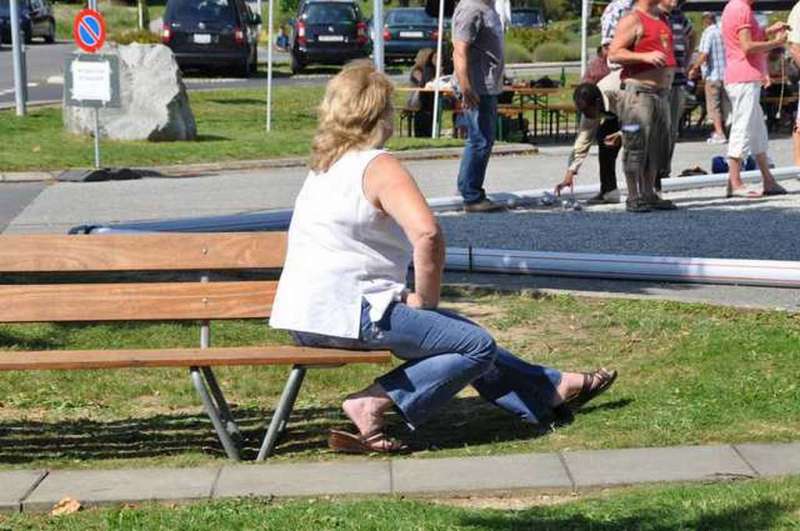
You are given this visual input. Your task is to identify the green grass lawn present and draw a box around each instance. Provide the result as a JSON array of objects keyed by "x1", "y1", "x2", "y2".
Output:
[
  {"x1": 1, "y1": 477, "x2": 799, "y2": 530},
  {"x1": 0, "y1": 290, "x2": 798, "y2": 470},
  {"x1": 0, "y1": 86, "x2": 466, "y2": 172}
]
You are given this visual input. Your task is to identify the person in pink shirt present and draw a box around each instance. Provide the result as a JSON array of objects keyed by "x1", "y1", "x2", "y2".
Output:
[{"x1": 721, "y1": 0, "x2": 789, "y2": 197}]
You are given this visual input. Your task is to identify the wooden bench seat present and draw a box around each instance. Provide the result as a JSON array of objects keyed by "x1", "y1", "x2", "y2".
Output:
[
  {"x1": 0, "y1": 347, "x2": 391, "y2": 371},
  {"x1": 0, "y1": 233, "x2": 391, "y2": 461}
]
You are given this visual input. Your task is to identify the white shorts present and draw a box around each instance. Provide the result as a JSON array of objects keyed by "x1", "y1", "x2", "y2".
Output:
[{"x1": 725, "y1": 81, "x2": 768, "y2": 159}]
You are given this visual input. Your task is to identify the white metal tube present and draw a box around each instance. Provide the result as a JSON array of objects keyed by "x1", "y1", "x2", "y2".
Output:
[
  {"x1": 445, "y1": 247, "x2": 800, "y2": 288},
  {"x1": 94, "y1": 108, "x2": 101, "y2": 169},
  {"x1": 431, "y1": 0, "x2": 446, "y2": 139},
  {"x1": 9, "y1": 0, "x2": 26, "y2": 116},
  {"x1": 580, "y1": 0, "x2": 589, "y2": 78},
  {"x1": 373, "y1": 0, "x2": 384, "y2": 72},
  {"x1": 266, "y1": 0, "x2": 273, "y2": 132}
]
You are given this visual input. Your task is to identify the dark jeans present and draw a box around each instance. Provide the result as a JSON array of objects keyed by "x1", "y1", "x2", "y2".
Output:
[
  {"x1": 457, "y1": 95, "x2": 498, "y2": 204},
  {"x1": 596, "y1": 115, "x2": 621, "y2": 195}
]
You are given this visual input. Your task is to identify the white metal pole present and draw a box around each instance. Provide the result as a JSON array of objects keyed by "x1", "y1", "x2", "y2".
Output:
[
  {"x1": 431, "y1": 0, "x2": 445, "y2": 139},
  {"x1": 9, "y1": 0, "x2": 27, "y2": 116},
  {"x1": 94, "y1": 108, "x2": 101, "y2": 168},
  {"x1": 266, "y1": 0, "x2": 274, "y2": 132},
  {"x1": 445, "y1": 247, "x2": 800, "y2": 288},
  {"x1": 373, "y1": 0, "x2": 384, "y2": 72},
  {"x1": 580, "y1": 0, "x2": 589, "y2": 78}
]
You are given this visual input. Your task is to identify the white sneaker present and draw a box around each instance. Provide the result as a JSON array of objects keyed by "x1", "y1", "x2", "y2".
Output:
[{"x1": 707, "y1": 133, "x2": 727, "y2": 145}]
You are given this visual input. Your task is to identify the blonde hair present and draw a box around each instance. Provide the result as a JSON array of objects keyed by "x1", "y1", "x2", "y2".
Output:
[{"x1": 310, "y1": 60, "x2": 394, "y2": 173}]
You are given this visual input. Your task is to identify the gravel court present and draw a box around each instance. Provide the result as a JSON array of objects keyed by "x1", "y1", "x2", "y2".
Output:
[{"x1": 438, "y1": 179, "x2": 800, "y2": 261}]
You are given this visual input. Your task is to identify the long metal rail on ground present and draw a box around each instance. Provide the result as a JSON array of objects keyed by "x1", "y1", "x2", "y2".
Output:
[{"x1": 68, "y1": 167, "x2": 800, "y2": 288}]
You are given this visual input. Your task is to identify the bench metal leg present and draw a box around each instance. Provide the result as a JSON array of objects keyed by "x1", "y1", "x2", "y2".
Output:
[
  {"x1": 191, "y1": 366, "x2": 240, "y2": 461},
  {"x1": 256, "y1": 365, "x2": 306, "y2": 461},
  {"x1": 201, "y1": 366, "x2": 240, "y2": 437}
]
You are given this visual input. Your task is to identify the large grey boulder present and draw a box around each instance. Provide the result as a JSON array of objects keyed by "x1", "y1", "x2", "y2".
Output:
[{"x1": 64, "y1": 44, "x2": 197, "y2": 141}]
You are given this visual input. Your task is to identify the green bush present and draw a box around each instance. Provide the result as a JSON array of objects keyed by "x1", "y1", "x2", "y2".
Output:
[
  {"x1": 542, "y1": 0, "x2": 574, "y2": 20},
  {"x1": 532, "y1": 42, "x2": 581, "y2": 62},
  {"x1": 111, "y1": 29, "x2": 162, "y2": 45},
  {"x1": 504, "y1": 41, "x2": 533, "y2": 63},
  {"x1": 506, "y1": 26, "x2": 568, "y2": 54}
]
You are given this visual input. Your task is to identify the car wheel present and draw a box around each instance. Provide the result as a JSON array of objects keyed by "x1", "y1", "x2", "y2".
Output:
[
  {"x1": 44, "y1": 20, "x2": 55, "y2": 43},
  {"x1": 290, "y1": 54, "x2": 303, "y2": 75}
]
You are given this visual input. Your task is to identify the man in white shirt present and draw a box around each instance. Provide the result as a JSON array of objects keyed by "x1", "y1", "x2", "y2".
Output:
[{"x1": 787, "y1": 1, "x2": 800, "y2": 165}]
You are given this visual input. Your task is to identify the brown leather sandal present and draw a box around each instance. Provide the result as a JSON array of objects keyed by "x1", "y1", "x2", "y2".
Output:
[
  {"x1": 566, "y1": 368, "x2": 618, "y2": 410},
  {"x1": 328, "y1": 429, "x2": 408, "y2": 454}
]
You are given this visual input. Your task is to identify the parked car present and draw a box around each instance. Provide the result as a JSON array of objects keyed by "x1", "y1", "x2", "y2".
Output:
[
  {"x1": 510, "y1": 7, "x2": 544, "y2": 29},
  {"x1": 0, "y1": 0, "x2": 56, "y2": 44},
  {"x1": 290, "y1": 0, "x2": 370, "y2": 75},
  {"x1": 162, "y1": 0, "x2": 261, "y2": 77},
  {"x1": 379, "y1": 7, "x2": 448, "y2": 63}
]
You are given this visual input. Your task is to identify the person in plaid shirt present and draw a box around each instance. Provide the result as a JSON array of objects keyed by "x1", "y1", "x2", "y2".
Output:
[
  {"x1": 601, "y1": 0, "x2": 635, "y2": 47},
  {"x1": 688, "y1": 12, "x2": 729, "y2": 144}
]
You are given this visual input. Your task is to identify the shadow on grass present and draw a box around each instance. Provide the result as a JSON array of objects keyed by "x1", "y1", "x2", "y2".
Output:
[
  {"x1": 207, "y1": 98, "x2": 266, "y2": 105},
  {"x1": 0, "y1": 395, "x2": 631, "y2": 464},
  {"x1": 460, "y1": 500, "x2": 791, "y2": 530},
  {"x1": 194, "y1": 134, "x2": 230, "y2": 142}
]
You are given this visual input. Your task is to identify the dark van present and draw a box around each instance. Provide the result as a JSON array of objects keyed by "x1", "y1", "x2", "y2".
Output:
[
  {"x1": 291, "y1": 0, "x2": 370, "y2": 75},
  {"x1": 162, "y1": 0, "x2": 261, "y2": 77}
]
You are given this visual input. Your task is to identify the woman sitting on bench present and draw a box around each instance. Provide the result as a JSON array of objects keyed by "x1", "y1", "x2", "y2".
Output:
[{"x1": 269, "y1": 61, "x2": 618, "y2": 454}]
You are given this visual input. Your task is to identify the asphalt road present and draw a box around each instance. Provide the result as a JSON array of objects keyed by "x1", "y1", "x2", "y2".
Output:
[
  {"x1": 1, "y1": 40, "x2": 578, "y2": 107},
  {"x1": 0, "y1": 182, "x2": 47, "y2": 232},
  {"x1": 0, "y1": 43, "x2": 348, "y2": 107}
]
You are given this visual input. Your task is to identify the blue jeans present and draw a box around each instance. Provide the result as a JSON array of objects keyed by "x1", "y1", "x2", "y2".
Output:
[
  {"x1": 457, "y1": 95, "x2": 498, "y2": 204},
  {"x1": 292, "y1": 300, "x2": 563, "y2": 429}
]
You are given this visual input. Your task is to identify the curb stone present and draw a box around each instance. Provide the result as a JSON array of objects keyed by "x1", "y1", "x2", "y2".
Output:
[
  {"x1": 0, "y1": 144, "x2": 538, "y2": 183},
  {"x1": 2, "y1": 442, "x2": 799, "y2": 514}
]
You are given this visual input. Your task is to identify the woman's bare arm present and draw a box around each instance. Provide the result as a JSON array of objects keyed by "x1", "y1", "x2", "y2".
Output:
[{"x1": 364, "y1": 153, "x2": 445, "y2": 309}]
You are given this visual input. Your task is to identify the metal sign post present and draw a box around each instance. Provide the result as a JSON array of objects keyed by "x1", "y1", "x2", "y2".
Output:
[
  {"x1": 9, "y1": 0, "x2": 27, "y2": 116},
  {"x1": 373, "y1": 0, "x2": 384, "y2": 72},
  {"x1": 65, "y1": 53, "x2": 121, "y2": 170},
  {"x1": 60, "y1": 9, "x2": 126, "y2": 182}
]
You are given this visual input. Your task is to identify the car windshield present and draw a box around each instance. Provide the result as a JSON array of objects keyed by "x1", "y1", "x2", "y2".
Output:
[
  {"x1": 511, "y1": 10, "x2": 542, "y2": 26},
  {"x1": 168, "y1": 0, "x2": 236, "y2": 23},
  {"x1": 304, "y1": 3, "x2": 357, "y2": 24},
  {"x1": 386, "y1": 9, "x2": 435, "y2": 26},
  {"x1": 0, "y1": 0, "x2": 12, "y2": 15}
]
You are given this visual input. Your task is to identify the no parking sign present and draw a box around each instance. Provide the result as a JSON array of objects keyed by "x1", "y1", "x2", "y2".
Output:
[{"x1": 73, "y1": 9, "x2": 107, "y2": 53}]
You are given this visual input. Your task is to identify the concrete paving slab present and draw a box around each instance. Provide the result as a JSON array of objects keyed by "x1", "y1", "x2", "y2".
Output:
[
  {"x1": 563, "y1": 445, "x2": 755, "y2": 488},
  {"x1": 0, "y1": 470, "x2": 46, "y2": 513},
  {"x1": 735, "y1": 443, "x2": 800, "y2": 477},
  {"x1": 392, "y1": 453, "x2": 572, "y2": 494},
  {"x1": 214, "y1": 460, "x2": 391, "y2": 498},
  {"x1": 22, "y1": 467, "x2": 219, "y2": 512}
]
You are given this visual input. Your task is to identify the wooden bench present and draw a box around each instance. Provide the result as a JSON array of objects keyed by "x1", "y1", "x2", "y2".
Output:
[{"x1": 0, "y1": 233, "x2": 391, "y2": 461}]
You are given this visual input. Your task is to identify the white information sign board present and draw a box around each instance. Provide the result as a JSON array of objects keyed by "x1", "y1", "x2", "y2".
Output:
[{"x1": 70, "y1": 59, "x2": 112, "y2": 103}]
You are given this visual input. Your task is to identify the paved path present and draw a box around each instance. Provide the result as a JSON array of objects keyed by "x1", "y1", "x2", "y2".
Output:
[
  {"x1": 1, "y1": 442, "x2": 798, "y2": 513},
  {"x1": 3, "y1": 137, "x2": 799, "y2": 311}
]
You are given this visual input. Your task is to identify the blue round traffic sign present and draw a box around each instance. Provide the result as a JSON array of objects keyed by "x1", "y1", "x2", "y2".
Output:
[{"x1": 73, "y1": 9, "x2": 107, "y2": 53}]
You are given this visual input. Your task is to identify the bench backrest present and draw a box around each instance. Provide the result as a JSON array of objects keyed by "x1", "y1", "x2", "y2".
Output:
[{"x1": 0, "y1": 233, "x2": 287, "y2": 324}]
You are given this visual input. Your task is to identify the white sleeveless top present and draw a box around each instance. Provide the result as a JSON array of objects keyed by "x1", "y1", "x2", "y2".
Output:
[{"x1": 269, "y1": 149, "x2": 413, "y2": 338}]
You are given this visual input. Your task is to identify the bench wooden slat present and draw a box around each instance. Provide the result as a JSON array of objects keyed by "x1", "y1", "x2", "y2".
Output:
[
  {"x1": 0, "y1": 233, "x2": 287, "y2": 273},
  {"x1": 0, "y1": 281, "x2": 276, "y2": 323},
  {"x1": 0, "y1": 347, "x2": 393, "y2": 370}
]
